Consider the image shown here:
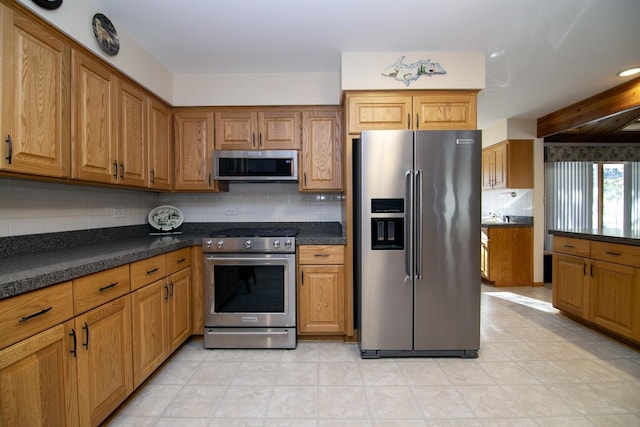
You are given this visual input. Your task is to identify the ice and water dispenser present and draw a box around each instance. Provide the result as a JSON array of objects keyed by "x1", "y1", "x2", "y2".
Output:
[{"x1": 370, "y1": 199, "x2": 404, "y2": 250}]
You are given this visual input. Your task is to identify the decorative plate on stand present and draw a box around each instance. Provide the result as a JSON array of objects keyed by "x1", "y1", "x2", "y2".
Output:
[
  {"x1": 92, "y1": 13, "x2": 120, "y2": 56},
  {"x1": 148, "y1": 205, "x2": 184, "y2": 232}
]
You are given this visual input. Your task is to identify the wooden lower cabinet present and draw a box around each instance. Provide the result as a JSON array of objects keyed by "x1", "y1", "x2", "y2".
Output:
[
  {"x1": 297, "y1": 245, "x2": 345, "y2": 335},
  {"x1": 481, "y1": 226, "x2": 533, "y2": 286},
  {"x1": 75, "y1": 295, "x2": 133, "y2": 427},
  {"x1": 552, "y1": 236, "x2": 640, "y2": 344},
  {"x1": 132, "y1": 266, "x2": 191, "y2": 388},
  {"x1": 0, "y1": 320, "x2": 78, "y2": 427}
]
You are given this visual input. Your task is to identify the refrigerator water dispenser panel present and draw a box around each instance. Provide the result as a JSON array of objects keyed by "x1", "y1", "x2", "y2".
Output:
[
  {"x1": 371, "y1": 218, "x2": 404, "y2": 250},
  {"x1": 371, "y1": 198, "x2": 404, "y2": 213}
]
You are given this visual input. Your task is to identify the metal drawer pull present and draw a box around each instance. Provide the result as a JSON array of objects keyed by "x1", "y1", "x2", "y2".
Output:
[
  {"x1": 177, "y1": 257, "x2": 186, "y2": 263},
  {"x1": 146, "y1": 267, "x2": 160, "y2": 275},
  {"x1": 313, "y1": 253, "x2": 330, "y2": 257},
  {"x1": 98, "y1": 282, "x2": 118, "y2": 292},
  {"x1": 19, "y1": 306, "x2": 52, "y2": 323},
  {"x1": 605, "y1": 251, "x2": 621, "y2": 256},
  {"x1": 563, "y1": 244, "x2": 575, "y2": 248}
]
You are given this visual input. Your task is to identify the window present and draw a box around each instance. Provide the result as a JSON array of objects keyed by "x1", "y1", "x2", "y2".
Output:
[{"x1": 593, "y1": 163, "x2": 625, "y2": 228}]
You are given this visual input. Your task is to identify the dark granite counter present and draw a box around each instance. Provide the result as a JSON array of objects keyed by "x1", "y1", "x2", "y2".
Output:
[
  {"x1": 0, "y1": 222, "x2": 345, "y2": 301},
  {"x1": 549, "y1": 228, "x2": 640, "y2": 246},
  {"x1": 481, "y1": 215, "x2": 533, "y2": 229}
]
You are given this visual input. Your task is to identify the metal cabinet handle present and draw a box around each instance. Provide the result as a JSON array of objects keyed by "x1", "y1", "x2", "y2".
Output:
[
  {"x1": 313, "y1": 253, "x2": 330, "y2": 257},
  {"x1": 177, "y1": 257, "x2": 186, "y2": 263},
  {"x1": 564, "y1": 245, "x2": 575, "y2": 249},
  {"x1": 70, "y1": 329, "x2": 77, "y2": 357},
  {"x1": 5, "y1": 135, "x2": 12, "y2": 164},
  {"x1": 583, "y1": 262, "x2": 587, "y2": 276},
  {"x1": 19, "y1": 306, "x2": 52, "y2": 323},
  {"x1": 252, "y1": 133, "x2": 256, "y2": 148},
  {"x1": 208, "y1": 173, "x2": 212, "y2": 187},
  {"x1": 415, "y1": 113, "x2": 419, "y2": 129},
  {"x1": 164, "y1": 284, "x2": 169, "y2": 301},
  {"x1": 169, "y1": 281, "x2": 174, "y2": 297},
  {"x1": 150, "y1": 169, "x2": 156, "y2": 184},
  {"x1": 82, "y1": 322, "x2": 89, "y2": 349},
  {"x1": 407, "y1": 113, "x2": 410, "y2": 129},
  {"x1": 113, "y1": 161, "x2": 118, "y2": 178},
  {"x1": 605, "y1": 251, "x2": 621, "y2": 257},
  {"x1": 98, "y1": 282, "x2": 118, "y2": 292},
  {"x1": 590, "y1": 264, "x2": 595, "y2": 278},
  {"x1": 259, "y1": 133, "x2": 263, "y2": 147},
  {"x1": 119, "y1": 162, "x2": 125, "y2": 179},
  {"x1": 146, "y1": 267, "x2": 159, "y2": 275}
]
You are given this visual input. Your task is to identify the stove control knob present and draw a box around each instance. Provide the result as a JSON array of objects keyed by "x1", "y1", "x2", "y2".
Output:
[
  {"x1": 273, "y1": 240, "x2": 281, "y2": 248},
  {"x1": 244, "y1": 240, "x2": 252, "y2": 249},
  {"x1": 216, "y1": 240, "x2": 224, "y2": 249},
  {"x1": 284, "y1": 240, "x2": 292, "y2": 249},
  {"x1": 204, "y1": 240, "x2": 213, "y2": 248}
]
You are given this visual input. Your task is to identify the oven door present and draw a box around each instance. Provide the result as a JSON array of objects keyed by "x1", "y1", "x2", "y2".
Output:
[{"x1": 203, "y1": 253, "x2": 296, "y2": 328}]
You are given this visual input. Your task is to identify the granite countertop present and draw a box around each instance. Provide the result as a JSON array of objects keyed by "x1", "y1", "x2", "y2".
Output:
[
  {"x1": 0, "y1": 222, "x2": 345, "y2": 301},
  {"x1": 481, "y1": 215, "x2": 533, "y2": 228},
  {"x1": 549, "y1": 228, "x2": 640, "y2": 246}
]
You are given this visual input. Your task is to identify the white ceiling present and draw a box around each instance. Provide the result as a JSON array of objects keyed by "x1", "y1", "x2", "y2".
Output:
[{"x1": 91, "y1": 0, "x2": 640, "y2": 129}]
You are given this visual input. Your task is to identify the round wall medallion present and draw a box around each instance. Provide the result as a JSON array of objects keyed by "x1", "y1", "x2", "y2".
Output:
[
  {"x1": 92, "y1": 13, "x2": 120, "y2": 56},
  {"x1": 32, "y1": 0, "x2": 63, "y2": 10}
]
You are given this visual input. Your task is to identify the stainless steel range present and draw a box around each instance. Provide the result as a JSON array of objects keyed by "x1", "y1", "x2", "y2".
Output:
[{"x1": 202, "y1": 227, "x2": 297, "y2": 349}]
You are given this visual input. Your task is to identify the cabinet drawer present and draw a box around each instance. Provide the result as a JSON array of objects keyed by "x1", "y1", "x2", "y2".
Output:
[
  {"x1": 591, "y1": 241, "x2": 640, "y2": 267},
  {"x1": 131, "y1": 254, "x2": 166, "y2": 291},
  {"x1": 167, "y1": 248, "x2": 191, "y2": 275},
  {"x1": 553, "y1": 236, "x2": 590, "y2": 257},
  {"x1": 0, "y1": 281, "x2": 74, "y2": 349},
  {"x1": 73, "y1": 265, "x2": 130, "y2": 314},
  {"x1": 298, "y1": 245, "x2": 344, "y2": 265}
]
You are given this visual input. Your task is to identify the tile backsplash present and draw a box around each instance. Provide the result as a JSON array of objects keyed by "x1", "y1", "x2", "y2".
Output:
[
  {"x1": 481, "y1": 188, "x2": 533, "y2": 218},
  {"x1": 0, "y1": 178, "x2": 343, "y2": 237}
]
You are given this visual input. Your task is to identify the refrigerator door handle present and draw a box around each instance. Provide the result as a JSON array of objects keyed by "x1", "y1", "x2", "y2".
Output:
[
  {"x1": 405, "y1": 169, "x2": 414, "y2": 281},
  {"x1": 415, "y1": 169, "x2": 424, "y2": 280}
]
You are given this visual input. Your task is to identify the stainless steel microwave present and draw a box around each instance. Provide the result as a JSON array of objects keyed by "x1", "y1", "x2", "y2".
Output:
[{"x1": 214, "y1": 150, "x2": 298, "y2": 182}]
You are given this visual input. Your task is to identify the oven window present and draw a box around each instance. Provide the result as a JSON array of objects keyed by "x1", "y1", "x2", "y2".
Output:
[{"x1": 214, "y1": 265, "x2": 285, "y2": 313}]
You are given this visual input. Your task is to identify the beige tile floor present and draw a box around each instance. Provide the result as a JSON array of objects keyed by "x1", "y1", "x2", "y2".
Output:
[{"x1": 105, "y1": 284, "x2": 640, "y2": 426}]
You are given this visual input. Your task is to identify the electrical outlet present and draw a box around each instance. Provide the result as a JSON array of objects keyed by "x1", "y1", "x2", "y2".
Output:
[
  {"x1": 112, "y1": 208, "x2": 124, "y2": 219},
  {"x1": 224, "y1": 207, "x2": 237, "y2": 216}
]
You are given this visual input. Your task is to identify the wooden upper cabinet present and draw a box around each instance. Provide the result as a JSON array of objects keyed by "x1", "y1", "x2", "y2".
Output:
[
  {"x1": 72, "y1": 49, "x2": 118, "y2": 183},
  {"x1": 482, "y1": 139, "x2": 532, "y2": 189},
  {"x1": 1, "y1": 5, "x2": 71, "y2": 178},
  {"x1": 347, "y1": 94, "x2": 413, "y2": 133},
  {"x1": 413, "y1": 92, "x2": 477, "y2": 130},
  {"x1": 118, "y1": 79, "x2": 148, "y2": 187},
  {"x1": 215, "y1": 109, "x2": 301, "y2": 150},
  {"x1": 148, "y1": 98, "x2": 172, "y2": 190},
  {"x1": 300, "y1": 110, "x2": 343, "y2": 191},
  {"x1": 346, "y1": 91, "x2": 478, "y2": 134},
  {"x1": 174, "y1": 110, "x2": 224, "y2": 191}
]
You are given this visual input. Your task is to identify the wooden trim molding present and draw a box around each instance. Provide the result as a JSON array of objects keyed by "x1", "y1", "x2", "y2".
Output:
[{"x1": 537, "y1": 76, "x2": 640, "y2": 138}]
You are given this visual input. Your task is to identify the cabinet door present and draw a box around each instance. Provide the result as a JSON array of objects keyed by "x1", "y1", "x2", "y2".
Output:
[
  {"x1": 492, "y1": 143, "x2": 507, "y2": 188},
  {"x1": 413, "y1": 92, "x2": 477, "y2": 130},
  {"x1": 214, "y1": 111, "x2": 257, "y2": 150},
  {"x1": 552, "y1": 253, "x2": 589, "y2": 318},
  {"x1": 300, "y1": 110, "x2": 342, "y2": 191},
  {"x1": 1, "y1": 6, "x2": 71, "y2": 178},
  {"x1": 590, "y1": 261, "x2": 640, "y2": 341},
  {"x1": 131, "y1": 279, "x2": 168, "y2": 388},
  {"x1": 118, "y1": 80, "x2": 147, "y2": 187},
  {"x1": 481, "y1": 149, "x2": 495, "y2": 189},
  {"x1": 174, "y1": 111, "x2": 215, "y2": 190},
  {"x1": 71, "y1": 50, "x2": 117, "y2": 184},
  {"x1": 167, "y1": 268, "x2": 191, "y2": 353},
  {"x1": 0, "y1": 320, "x2": 78, "y2": 427},
  {"x1": 148, "y1": 98, "x2": 172, "y2": 190},
  {"x1": 298, "y1": 265, "x2": 345, "y2": 334},
  {"x1": 76, "y1": 295, "x2": 132, "y2": 427},
  {"x1": 258, "y1": 111, "x2": 301, "y2": 149},
  {"x1": 346, "y1": 95, "x2": 412, "y2": 133},
  {"x1": 480, "y1": 231, "x2": 489, "y2": 279}
]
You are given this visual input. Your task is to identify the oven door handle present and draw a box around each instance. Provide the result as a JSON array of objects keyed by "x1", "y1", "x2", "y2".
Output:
[
  {"x1": 205, "y1": 256, "x2": 291, "y2": 263},
  {"x1": 207, "y1": 330, "x2": 290, "y2": 336}
]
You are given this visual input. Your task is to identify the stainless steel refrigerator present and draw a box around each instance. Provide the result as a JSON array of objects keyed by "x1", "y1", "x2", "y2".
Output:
[{"x1": 354, "y1": 129, "x2": 481, "y2": 358}]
